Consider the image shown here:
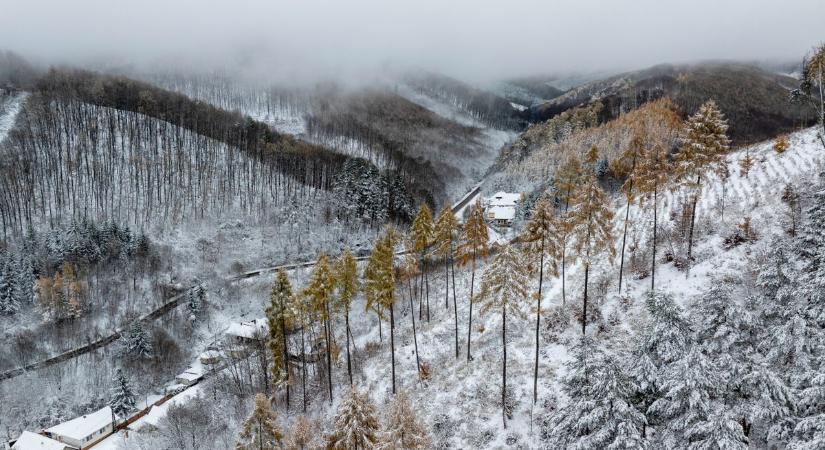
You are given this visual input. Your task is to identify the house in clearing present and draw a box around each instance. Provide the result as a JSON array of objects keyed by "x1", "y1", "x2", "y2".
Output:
[
  {"x1": 43, "y1": 406, "x2": 114, "y2": 449},
  {"x1": 225, "y1": 318, "x2": 268, "y2": 356},
  {"x1": 11, "y1": 431, "x2": 74, "y2": 450},
  {"x1": 175, "y1": 366, "x2": 204, "y2": 386},
  {"x1": 483, "y1": 192, "x2": 522, "y2": 227}
]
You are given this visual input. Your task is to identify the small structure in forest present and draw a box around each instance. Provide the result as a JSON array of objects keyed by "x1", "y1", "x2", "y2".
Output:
[
  {"x1": 483, "y1": 192, "x2": 522, "y2": 227},
  {"x1": 43, "y1": 406, "x2": 114, "y2": 449}
]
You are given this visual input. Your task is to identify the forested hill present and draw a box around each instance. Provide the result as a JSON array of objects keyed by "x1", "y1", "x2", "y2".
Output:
[
  {"x1": 527, "y1": 62, "x2": 816, "y2": 146},
  {"x1": 0, "y1": 68, "x2": 449, "y2": 236}
]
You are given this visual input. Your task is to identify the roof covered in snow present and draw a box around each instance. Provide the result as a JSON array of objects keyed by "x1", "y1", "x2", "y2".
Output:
[
  {"x1": 225, "y1": 318, "x2": 268, "y2": 339},
  {"x1": 46, "y1": 406, "x2": 112, "y2": 441},
  {"x1": 12, "y1": 431, "x2": 72, "y2": 450},
  {"x1": 176, "y1": 370, "x2": 202, "y2": 382},
  {"x1": 487, "y1": 191, "x2": 521, "y2": 207},
  {"x1": 488, "y1": 205, "x2": 516, "y2": 220}
]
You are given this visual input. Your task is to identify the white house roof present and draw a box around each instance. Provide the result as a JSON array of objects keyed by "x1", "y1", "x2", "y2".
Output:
[
  {"x1": 175, "y1": 370, "x2": 202, "y2": 382},
  {"x1": 12, "y1": 431, "x2": 72, "y2": 450},
  {"x1": 225, "y1": 318, "x2": 268, "y2": 339},
  {"x1": 46, "y1": 406, "x2": 112, "y2": 441},
  {"x1": 488, "y1": 205, "x2": 516, "y2": 221},
  {"x1": 487, "y1": 192, "x2": 521, "y2": 207}
]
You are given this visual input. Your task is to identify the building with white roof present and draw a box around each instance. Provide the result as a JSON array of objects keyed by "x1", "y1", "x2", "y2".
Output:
[
  {"x1": 225, "y1": 318, "x2": 268, "y2": 343},
  {"x1": 11, "y1": 431, "x2": 74, "y2": 450},
  {"x1": 175, "y1": 366, "x2": 203, "y2": 386},
  {"x1": 483, "y1": 192, "x2": 522, "y2": 227},
  {"x1": 44, "y1": 406, "x2": 114, "y2": 449}
]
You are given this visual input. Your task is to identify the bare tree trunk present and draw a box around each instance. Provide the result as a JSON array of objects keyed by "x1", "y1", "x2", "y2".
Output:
[
  {"x1": 389, "y1": 302, "x2": 396, "y2": 394},
  {"x1": 467, "y1": 253, "x2": 476, "y2": 362},
  {"x1": 582, "y1": 263, "x2": 589, "y2": 335},
  {"x1": 345, "y1": 306, "x2": 352, "y2": 386},
  {"x1": 686, "y1": 177, "x2": 701, "y2": 277},
  {"x1": 451, "y1": 256, "x2": 459, "y2": 359},
  {"x1": 533, "y1": 241, "x2": 544, "y2": 405},
  {"x1": 502, "y1": 304, "x2": 507, "y2": 429},
  {"x1": 651, "y1": 184, "x2": 658, "y2": 291},
  {"x1": 301, "y1": 324, "x2": 307, "y2": 413},
  {"x1": 408, "y1": 280, "x2": 421, "y2": 380},
  {"x1": 618, "y1": 192, "x2": 632, "y2": 293}
]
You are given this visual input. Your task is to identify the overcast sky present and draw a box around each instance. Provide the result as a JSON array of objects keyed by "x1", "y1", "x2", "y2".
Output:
[{"x1": 1, "y1": 0, "x2": 823, "y2": 83}]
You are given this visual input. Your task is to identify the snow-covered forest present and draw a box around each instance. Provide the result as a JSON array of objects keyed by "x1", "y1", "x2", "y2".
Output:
[{"x1": 2, "y1": 3, "x2": 825, "y2": 448}]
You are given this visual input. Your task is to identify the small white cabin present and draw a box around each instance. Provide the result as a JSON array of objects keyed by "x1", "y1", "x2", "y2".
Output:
[
  {"x1": 225, "y1": 319, "x2": 268, "y2": 345},
  {"x1": 483, "y1": 192, "x2": 522, "y2": 227},
  {"x1": 44, "y1": 406, "x2": 113, "y2": 449},
  {"x1": 175, "y1": 367, "x2": 203, "y2": 386},
  {"x1": 11, "y1": 432, "x2": 74, "y2": 450},
  {"x1": 199, "y1": 350, "x2": 222, "y2": 365}
]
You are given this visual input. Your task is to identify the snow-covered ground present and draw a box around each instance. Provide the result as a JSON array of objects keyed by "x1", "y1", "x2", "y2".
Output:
[{"x1": 0, "y1": 92, "x2": 27, "y2": 143}]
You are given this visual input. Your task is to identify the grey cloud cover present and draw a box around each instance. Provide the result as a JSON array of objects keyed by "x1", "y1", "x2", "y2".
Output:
[{"x1": 1, "y1": 0, "x2": 823, "y2": 81}]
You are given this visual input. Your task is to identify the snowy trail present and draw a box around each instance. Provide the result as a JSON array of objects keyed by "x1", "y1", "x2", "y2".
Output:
[{"x1": 0, "y1": 92, "x2": 27, "y2": 143}]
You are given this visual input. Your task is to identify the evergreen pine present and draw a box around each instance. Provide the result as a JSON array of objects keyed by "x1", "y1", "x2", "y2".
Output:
[
  {"x1": 520, "y1": 196, "x2": 561, "y2": 404},
  {"x1": 674, "y1": 100, "x2": 730, "y2": 275},
  {"x1": 410, "y1": 204, "x2": 434, "y2": 322},
  {"x1": 456, "y1": 199, "x2": 489, "y2": 361},
  {"x1": 547, "y1": 337, "x2": 647, "y2": 449},
  {"x1": 328, "y1": 388, "x2": 380, "y2": 450},
  {"x1": 474, "y1": 244, "x2": 531, "y2": 428},
  {"x1": 334, "y1": 248, "x2": 359, "y2": 386},
  {"x1": 109, "y1": 368, "x2": 136, "y2": 419},
  {"x1": 569, "y1": 146, "x2": 615, "y2": 334},
  {"x1": 266, "y1": 268, "x2": 293, "y2": 407},
  {"x1": 376, "y1": 390, "x2": 431, "y2": 450},
  {"x1": 236, "y1": 393, "x2": 284, "y2": 450},
  {"x1": 0, "y1": 258, "x2": 19, "y2": 315},
  {"x1": 304, "y1": 252, "x2": 336, "y2": 404}
]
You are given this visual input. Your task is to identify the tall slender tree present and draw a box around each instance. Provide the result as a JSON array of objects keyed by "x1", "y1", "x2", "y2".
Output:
[
  {"x1": 366, "y1": 226, "x2": 400, "y2": 393},
  {"x1": 569, "y1": 146, "x2": 615, "y2": 335},
  {"x1": 433, "y1": 206, "x2": 461, "y2": 358},
  {"x1": 635, "y1": 142, "x2": 671, "y2": 290},
  {"x1": 303, "y1": 252, "x2": 336, "y2": 404},
  {"x1": 376, "y1": 390, "x2": 432, "y2": 449},
  {"x1": 236, "y1": 393, "x2": 284, "y2": 450},
  {"x1": 411, "y1": 204, "x2": 434, "y2": 322},
  {"x1": 334, "y1": 248, "x2": 359, "y2": 386},
  {"x1": 554, "y1": 155, "x2": 584, "y2": 304},
  {"x1": 456, "y1": 199, "x2": 489, "y2": 362},
  {"x1": 616, "y1": 133, "x2": 643, "y2": 293},
  {"x1": 474, "y1": 244, "x2": 531, "y2": 428},
  {"x1": 674, "y1": 100, "x2": 730, "y2": 275},
  {"x1": 399, "y1": 251, "x2": 422, "y2": 380},
  {"x1": 328, "y1": 388, "x2": 380, "y2": 450},
  {"x1": 520, "y1": 196, "x2": 561, "y2": 404},
  {"x1": 266, "y1": 268, "x2": 293, "y2": 407}
]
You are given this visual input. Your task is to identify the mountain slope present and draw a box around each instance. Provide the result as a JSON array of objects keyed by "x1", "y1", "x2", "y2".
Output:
[{"x1": 528, "y1": 62, "x2": 815, "y2": 145}]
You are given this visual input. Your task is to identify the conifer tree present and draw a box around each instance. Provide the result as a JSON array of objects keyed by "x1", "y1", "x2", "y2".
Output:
[
  {"x1": 739, "y1": 147, "x2": 755, "y2": 177},
  {"x1": 474, "y1": 244, "x2": 530, "y2": 428},
  {"x1": 366, "y1": 227, "x2": 399, "y2": 393},
  {"x1": 266, "y1": 268, "x2": 293, "y2": 406},
  {"x1": 285, "y1": 415, "x2": 316, "y2": 450},
  {"x1": 0, "y1": 258, "x2": 19, "y2": 315},
  {"x1": 410, "y1": 204, "x2": 434, "y2": 322},
  {"x1": 456, "y1": 199, "x2": 488, "y2": 361},
  {"x1": 773, "y1": 134, "x2": 790, "y2": 154},
  {"x1": 236, "y1": 393, "x2": 284, "y2": 450},
  {"x1": 616, "y1": 133, "x2": 643, "y2": 293},
  {"x1": 287, "y1": 290, "x2": 312, "y2": 413},
  {"x1": 547, "y1": 337, "x2": 647, "y2": 449},
  {"x1": 109, "y1": 368, "x2": 136, "y2": 419},
  {"x1": 520, "y1": 196, "x2": 561, "y2": 404},
  {"x1": 328, "y1": 388, "x2": 380, "y2": 450},
  {"x1": 569, "y1": 146, "x2": 615, "y2": 334},
  {"x1": 376, "y1": 390, "x2": 431, "y2": 450},
  {"x1": 433, "y1": 206, "x2": 460, "y2": 358},
  {"x1": 304, "y1": 252, "x2": 336, "y2": 403},
  {"x1": 800, "y1": 43, "x2": 825, "y2": 148},
  {"x1": 674, "y1": 100, "x2": 730, "y2": 275},
  {"x1": 555, "y1": 155, "x2": 584, "y2": 304},
  {"x1": 121, "y1": 320, "x2": 153, "y2": 359},
  {"x1": 634, "y1": 142, "x2": 671, "y2": 290},
  {"x1": 335, "y1": 248, "x2": 359, "y2": 386}
]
